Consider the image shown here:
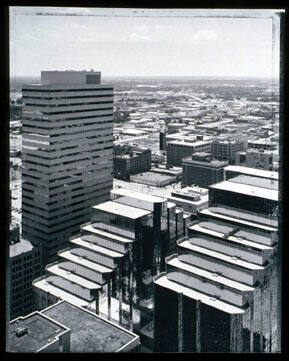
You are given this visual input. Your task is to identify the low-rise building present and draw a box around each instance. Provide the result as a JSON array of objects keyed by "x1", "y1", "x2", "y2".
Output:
[
  {"x1": 211, "y1": 135, "x2": 247, "y2": 164},
  {"x1": 167, "y1": 139, "x2": 212, "y2": 166},
  {"x1": 9, "y1": 300, "x2": 140, "y2": 352},
  {"x1": 182, "y1": 152, "x2": 228, "y2": 188},
  {"x1": 113, "y1": 146, "x2": 151, "y2": 181},
  {"x1": 130, "y1": 171, "x2": 176, "y2": 187},
  {"x1": 235, "y1": 149, "x2": 274, "y2": 171}
]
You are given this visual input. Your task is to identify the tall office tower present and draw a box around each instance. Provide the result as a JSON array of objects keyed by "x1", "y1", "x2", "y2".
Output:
[
  {"x1": 153, "y1": 174, "x2": 279, "y2": 352},
  {"x1": 33, "y1": 189, "x2": 189, "y2": 349},
  {"x1": 21, "y1": 71, "x2": 114, "y2": 266}
]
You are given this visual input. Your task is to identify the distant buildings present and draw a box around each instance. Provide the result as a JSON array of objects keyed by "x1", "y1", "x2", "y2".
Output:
[
  {"x1": 248, "y1": 138, "x2": 278, "y2": 151},
  {"x1": 153, "y1": 173, "x2": 279, "y2": 352},
  {"x1": 21, "y1": 71, "x2": 114, "y2": 266},
  {"x1": 113, "y1": 146, "x2": 151, "y2": 181},
  {"x1": 167, "y1": 139, "x2": 212, "y2": 166},
  {"x1": 211, "y1": 135, "x2": 247, "y2": 163},
  {"x1": 182, "y1": 152, "x2": 228, "y2": 188},
  {"x1": 33, "y1": 189, "x2": 187, "y2": 343},
  {"x1": 9, "y1": 301, "x2": 140, "y2": 352},
  {"x1": 150, "y1": 164, "x2": 182, "y2": 183},
  {"x1": 235, "y1": 149, "x2": 274, "y2": 171}
]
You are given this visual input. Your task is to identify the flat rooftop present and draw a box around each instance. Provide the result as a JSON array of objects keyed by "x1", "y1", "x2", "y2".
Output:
[
  {"x1": 111, "y1": 187, "x2": 164, "y2": 204},
  {"x1": 178, "y1": 241, "x2": 265, "y2": 271},
  {"x1": 59, "y1": 249, "x2": 113, "y2": 274},
  {"x1": 71, "y1": 236, "x2": 124, "y2": 258},
  {"x1": 206, "y1": 205, "x2": 278, "y2": 229},
  {"x1": 229, "y1": 175, "x2": 278, "y2": 191},
  {"x1": 130, "y1": 171, "x2": 175, "y2": 182},
  {"x1": 9, "y1": 311, "x2": 68, "y2": 353},
  {"x1": 92, "y1": 200, "x2": 152, "y2": 219},
  {"x1": 154, "y1": 275, "x2": 246, "y2": 315},
  {"x1": 46, "y1": 263, "x2": 102, "y2": 290},
  {"x1": 167, "y1": 139, "x2": 212, "y2": 147},
  {"x1": 33, "y1": 278, "x2": 90, "y2": 308},
  {"x1": 81, "y1": 224, "x2": 133, "y2": 244},
  {"x1": 210, "y1": 179, "x2": 278, "y2": 201},
  {"x1": 167, "y1": 256, "x2": 254, "y2": 292},
  {"x1": 42, "y1": 301, "x2": 139, "y2": 352},
  {"x1": 10, "y1": 239, "x2": 34, "y2": 258}
]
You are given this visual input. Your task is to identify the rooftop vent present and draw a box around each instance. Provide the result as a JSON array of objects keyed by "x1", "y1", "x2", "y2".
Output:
[{"x1": 15, "y1": 326, "x2": 28, "y2": 338}]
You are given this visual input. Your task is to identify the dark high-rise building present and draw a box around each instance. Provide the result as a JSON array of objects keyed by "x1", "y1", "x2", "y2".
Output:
[
  {"x1": 182, "y1": 152, "x2": 228, "y2": 188},
  {"x1": 9, "y1": 236, "x2": 42, "y2": 320},
  {"x1": 153, "y1": 174, "x2": 279, "y2": 353},
  {"x1": 21, "y1": 71, "x2": 114, "y2": 266},
  {"x1": 33, "y1": 189, "x2": 187, "y2": 343}
]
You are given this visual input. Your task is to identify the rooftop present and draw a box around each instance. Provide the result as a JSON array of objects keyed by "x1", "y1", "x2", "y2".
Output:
[
  {"x1": 33, "y1": 278, "x2": 90, "y2": 308},
  {"x1": 42, "y1": 301, "x2": 139, "y2": 352},
  {"x1": 93, "y1": 200, "x2": 152, "y2": 219},
  {"x1": 210, "y1": 179, "x2": 278, "y2": 201},
  {"x1": 167, "y1": 139, "x2": 212, "y2": 147},
  {"x1": 81, "y1": 224, "x2": 133, "y2": 244},
  {"x1": 130, "y1": 171, "x2": 175, "y2": 183},
  {"x1": 206, "y1": 205, "x2": 278, "y2": 229},
  {"x1": 229, "y1": 174, "x2": 278, "y2": 191},
  {"x1": 178, "y1": 241, "x2": 265, "y2": 271},
  {"x1": 154, "y1": 275, "x2": 246, "y2": 315},
  {"x1": 9, "y1": 311, "x2": 68, "y2": 353},
  {"x1": 167, "y1": 256, "x2": 254, "y2": 292},
  {"x1": 111, "y1": 187, "x2": 164, "y2": 204},
  {"x1": 10, "y1": 239, "x2": 34, "y2": 258}
]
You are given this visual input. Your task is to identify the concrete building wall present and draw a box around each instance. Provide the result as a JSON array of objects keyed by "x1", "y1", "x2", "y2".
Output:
[{"x1": 21, "y1": 71, "x2": 113, "y2": 266}]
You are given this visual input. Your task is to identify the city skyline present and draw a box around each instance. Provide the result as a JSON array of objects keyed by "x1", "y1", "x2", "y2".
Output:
[{"x1": 10, "y1": 7, "x2": 281, "y2": 78}]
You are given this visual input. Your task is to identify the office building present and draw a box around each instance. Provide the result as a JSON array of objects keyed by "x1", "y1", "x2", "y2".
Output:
[
  {"x1": 235, "y1": 149, "x2": 274, "y2": 171},
  {"x1": 167, "y1": 139, "x2": 212, "y2": 166},
  {"x1": 21, "y1": 71, "x2": 114, "y2": 266},
  {"x1": 248, "y1": 138, "x2": 278, "y2": 151},
  {"x1": 113, "y1": 146, "x2": 151, "y2": 181},
  {"x1": 159, "y1": 131, "x2": 166, "y2": 151},
  {"x1": 153, "y1": 174, "x2": 279, "y2": 352},
  {"x1": 224, "y1": 165, "x2": 278, "y2": 182},
  {"x1": 209, "y1": 175, "x2": 278, "y2": 217},
  {"x1": 9, "y1": 236, "x2": 42, "y2": 320},
  {"x1": 9, "y1": 300, "x2": 140, "y2": 352},
  {"x1": 168, "y1": 186, "x2": 209, "y2": 215},
  {"x1": 211, "y1": 135, "x2": 247, "y2": 164},
  {"x1": 182, "y1": 152, "x2": 228, "y2": 188},
  {"x1": 33, "y1": 189, "x2": 186, "y2": 340}
]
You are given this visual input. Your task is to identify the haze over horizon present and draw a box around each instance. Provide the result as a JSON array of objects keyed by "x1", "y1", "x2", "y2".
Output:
[{"x1": 10, "y1": 7, "x2": 281, "y2": 79}]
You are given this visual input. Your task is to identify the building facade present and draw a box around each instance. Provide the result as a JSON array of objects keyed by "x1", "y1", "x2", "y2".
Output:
[
  {"x1": 113, "y1": 146, "x2": 151, "y2": 181},
  {"x1": 182, "y1": 152, "x2": 228, "y2": 188},
  {"x1": 235, "y1": 149, "x2": 274, "y2": 171},
  {"x1": 167, "y1": 140, "x2": 212, "y2": 167},
  {"x1": 21, "y1": 71, "x2": 114, "y2": 266},
  {"x1": 9, "y1": 237, "x2": 42, "y2": 320},
  {"x1": 153, "y1": 174, "x2": 279, "y2": 352},
  {"x1": 211, "y1": 135, "x2": 247, "y2": 164},
  {"x1": 33, "y1": 189, "x2": 189, "y2": 341}
]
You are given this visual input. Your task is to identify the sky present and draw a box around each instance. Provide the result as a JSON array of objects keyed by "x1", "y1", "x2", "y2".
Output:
[{"x1": 9, "y1": 7, "x2": 281, "y2": 78}]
